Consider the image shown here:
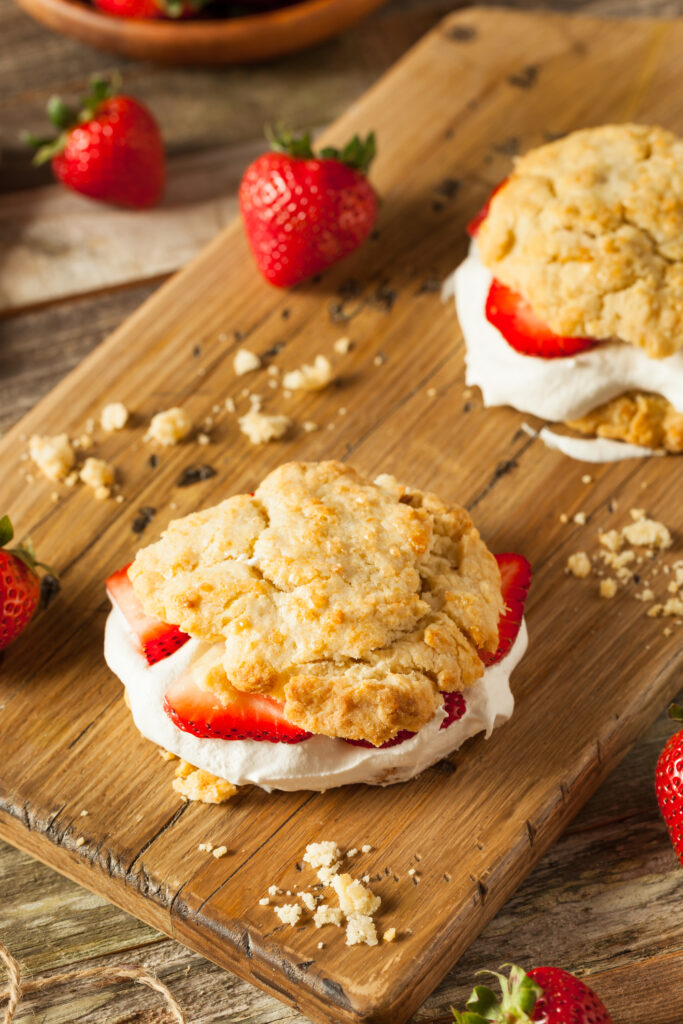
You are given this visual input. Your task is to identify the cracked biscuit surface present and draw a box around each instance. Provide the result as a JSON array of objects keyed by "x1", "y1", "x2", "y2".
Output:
[
  {"x1": 477, "y1": 124, "x2": 683, "y2": 358},
  {"x1": 129, "y1": 461, "x2": 503, "y2": 746}
]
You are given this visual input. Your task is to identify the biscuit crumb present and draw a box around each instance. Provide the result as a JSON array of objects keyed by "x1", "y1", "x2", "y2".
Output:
[
  {"x1": 317, "y1": 941, "x2": 324, "y2": 949},
  {"x1": 635, "y1": 588, "x2": 655, "y2": 602},
  {"x1": 147, "y1": 407, "x2": 192, "y2": 446},
  {"x1": 80, "y1": 457, "x2": 115, "y2": 493},
  {"x1": 267, "y1": 885, "x2": 281, "y2": 897},
  {"x1": 80, "y1": 809, "x2": 88, "y2": 817},
  {"x1": 346, "y1": 848, "x2": 358, "y2": 858},
  {"x1": 282, "y1": 355, "x2": 334, "y2": 392},
  {"x1": 599, "y1": 530, "x2": 623, "y2": 553},
  {"x1": 599, "y1": 578, "x2": 618, "y2": 599},
  {"x1": 345, "y1": 915, "x2": 378, "y2": 947},
  {"x1": 559, "y1": 513, "x2": 569, "y2": 524},
  {"x1": 75, "y1": 837, "x2": 85, "y2": 848},
  {"x1": 331, "y1": 873, "x2": 381, "y2": 917},
  {"x1": 198, "y1": 842, "x2": 214, "y2": 853},
  {"x1": 238, "y1": 409, "x2": 291, "y2": 445},
  {"x1": 302, "y1": 421, "x2": 319, "y2": 433},
  {"x1": 158, "y1": 748, "x2": 177, "y2": 761},
  {"x1": 581, "y1": 474, "x2": 593, "y2": 484},
  {"x1": 407, "y1": 868, "x2": 416, "y2": 877},
  {"x1": 299, "y1": 892, "x2": 317, "y2": 911},
  {"x1": 259, "y1": 897, "x2": 270, "y2": 906},
  {"x1": 225, "y1": 397, "x2": 236, "y2": 413},
  {"x1": 426, "y1": 387, "x2": 437, "y2": 398},
  {"x1": 334, "y1": 337, "x2": 353, "y2": 355},
  {"x1": 234, "y1": 348, "x2": 262, "y2": 376},
  {"x1": 313, "y1": 905, "x2": 343, "y2": 929},
  {"x1": 567, "y1": 552, "x2": 591, "y2": 578},
  {"x1": 573, "y1": 512, "x2": 587, "y2": 525},
  {"x1": 29, "y1": 434, "x2": 75, "y2": 482},
  {"x1": 383, "y1": 927, "x2": 397, "y2": 943},
  {"x1": 622, "y1": 518, "x2": 672, "y2": 550},
  {"x1": 100, "y1": 402, "x2": 129, "y2": 432},
  {"x1": 212, "y1": 845, "x2": 228, "y2": 859},
  {"x1": 304, "y1": 841, "x2": 341, "y2": 869},
  {"x1": 361, "y1": 844, "x2": 372, "y2": 854},
  {"x1": 275, "y1": 904, "x2": 302, "y2": 926}
]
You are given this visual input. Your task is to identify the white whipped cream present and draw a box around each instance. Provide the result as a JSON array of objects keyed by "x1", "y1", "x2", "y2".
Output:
[
  {"x1": 104, "y1": 606, "x2": 527, "y2": 792},
  {"x1": 453, "y1": 242, "x2": 683, "y2": 425},
  {"x1": 521, "y1": 424, "x2": 663, "y2": 463}
]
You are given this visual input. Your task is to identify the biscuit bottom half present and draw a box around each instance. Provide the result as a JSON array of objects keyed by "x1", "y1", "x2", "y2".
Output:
[{"x1": 567, "y1": 392, "x2": 683, "y2": 453}]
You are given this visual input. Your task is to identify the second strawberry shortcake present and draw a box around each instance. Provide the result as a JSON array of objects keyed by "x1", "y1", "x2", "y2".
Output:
[
  {"x1": 454, "y1": 124, "x2": 683, "y2": 460},
  {"x1": 104, "y1": 461, "x2": 530, "y2": 793}
]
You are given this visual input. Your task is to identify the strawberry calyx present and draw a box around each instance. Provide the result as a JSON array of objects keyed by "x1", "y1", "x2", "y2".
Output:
[
  {"x1": 453, "y1": 964, "x2": 542, "y2": 1024},
  {"x1": 266, "y1": 126, "x2": 377, "y2": 174},
  {"x1": 668, "y1": 703, "x2": 683, "y2": 724},
  {"x1": 0, "y1": 515, "x2": 54, "y2": 577},
  {"x1": 24, "y1": 75, "x2": 120, "y2": 166}
]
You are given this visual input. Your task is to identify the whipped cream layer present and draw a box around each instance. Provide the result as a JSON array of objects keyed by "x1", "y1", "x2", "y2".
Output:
[
  {"x1": 522, "y1": 425, "x2": 665, "y2": 464},
  {"x1": 105, "y1": 605, "x2": 527, "y2": 792},
  {"x1": 453, "y1": 242, "x2": 683, "y2": 423}
]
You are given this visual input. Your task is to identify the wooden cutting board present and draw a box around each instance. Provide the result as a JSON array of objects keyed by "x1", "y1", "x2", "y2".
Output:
[{"x1": 1, "y1": 8, "x2": 682, "y2": 1022}]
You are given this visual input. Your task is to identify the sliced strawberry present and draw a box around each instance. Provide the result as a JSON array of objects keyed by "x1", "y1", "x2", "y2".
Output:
[
  {"x1": 164, "y1": 672, "x2": 311, "y2": 744},
  {"x1": 479, "y1": 553, "x2": 531, "y2": 667},
  {"x1": 441, "y1": 690, "x2": 467, "y2": 729},
  {"x1": 485, "y1": 278, "x2": 597, "y2": 359},
  {"x1": 466, "y1": 178, "x2": 508, "y2": 237},
  {"x1": 106, "y1": 564, "x2": 189, "y2": 666}
]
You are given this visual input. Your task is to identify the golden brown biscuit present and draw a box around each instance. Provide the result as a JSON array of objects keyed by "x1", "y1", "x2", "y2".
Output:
[
  {"x1": 130, "y1": 461, "x2": 503, "y2": 746},
  {"x1": 477, "y1": 124, "x2": 683, "y2": 358},
  {"x1": 567, "y1": 392, "x2": 683, "y2": 452}
]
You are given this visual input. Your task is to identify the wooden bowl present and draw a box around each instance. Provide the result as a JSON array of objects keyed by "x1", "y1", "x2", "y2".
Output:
[{"x1": 11, "y1": 0, "x2": 390, "y2": 64}]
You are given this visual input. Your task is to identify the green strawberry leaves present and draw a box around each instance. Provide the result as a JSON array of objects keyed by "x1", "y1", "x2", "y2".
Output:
[
  {"x1": 267, "y1": 126, "x2": 377, "y2": 174},
  {"x1": 452, "y1": 966, "x2": 542, "y2": 1024},
  {"x1": 24, "y1": 74, "x2": 121, "y2": 166},
  {"x1": 0, "y1": 515, "x2": 14, "y2": 548},
  {"x1": 669, "y1": 704, "x2": 683, "y2": 724},
  {"x1": 0, "y1": 514, "x2": 55, "y2": 578}
]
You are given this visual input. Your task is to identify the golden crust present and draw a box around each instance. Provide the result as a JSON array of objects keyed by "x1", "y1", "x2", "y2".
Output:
[
  {"x1": 130, "y1": 461, "x2": 503, "y2": 746},
  {"x1": 172, "y1": 760, "x2": 237, "y2": 804},
  {"x1": 477, "y1": 124, "x2": 683, "y2": 358},
  {"x1": 567, "y1": 392, "x2": 683, "y2": 452}
]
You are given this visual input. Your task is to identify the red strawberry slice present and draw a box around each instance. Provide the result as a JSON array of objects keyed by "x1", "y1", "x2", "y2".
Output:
[
  {"x1": 163, "y1": 672, "x2": 311, "y2": 744},
  {"x1": 479, "y1": 553, "x2": 531, "y2": 668},
  {"x1": 466, "y1": 177, "x2": 508, "y2": 238},
  {"x1": 485, "y1": 278, "x2": 597, "y2": 359},
  {"x1": 106, "y1": 564, "x2": 189, "y2": 666}
]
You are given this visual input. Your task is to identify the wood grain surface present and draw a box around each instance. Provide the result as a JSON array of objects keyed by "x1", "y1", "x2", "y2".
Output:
[{"x1": 2, "y1": 2, "x2": 683, "y2": 1023}]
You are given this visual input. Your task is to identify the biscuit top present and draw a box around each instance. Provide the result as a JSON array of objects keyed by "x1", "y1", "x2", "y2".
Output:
[
  {"x1": 129, "y1": 461, "x2": 503, "y2": 746},
  {"x1": 477, "y1": 124, "x2": 683, "y2": 358}
]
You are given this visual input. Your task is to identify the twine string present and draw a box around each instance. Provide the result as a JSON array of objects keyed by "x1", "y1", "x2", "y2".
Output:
[{"x1": 0, "y1": 938, "x2": 186, "y2": 1024}]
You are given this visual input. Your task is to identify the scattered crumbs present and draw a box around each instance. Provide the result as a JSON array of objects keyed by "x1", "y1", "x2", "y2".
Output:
[
  {"x1": 198, "y1": 842, "x2": 214, "y2": 853},
  {"x1": 314, "y1": 905, "x2": 343, "y2": 929},
  {"x1": 75, "y1": 837, "x2": 85, "y2": 848},
  {"x1": 146, "y1": 407, "x2": 192, "y2": 446},
  {"x1": 581, "y1": 474, "x2": 593, "y2": 484},
  {"x1": 218, "y1": 332, "x2": 228, "y2": 343},
  {"x1": 80, "y1": 809, "x2": 88, "y2": 817},
  {"x1": 282, "y1": 355, "x2": 334, "y2": 392},
  {"x1": 197, "y1": 432, "x2": 211, "y2": 446},
  {"x1": 407, "y1": 868, "x2": 416, "y2": 877},
  {"x1": 132, "y1": 506, "x2": 156, "y2": 534},
  {"x1": 299, "y1": 892, "x2": 317, "y2": 911},
  {"x1": 622, "y1": 517, "x2": 672, "y2": 550},
  {"x1": 225, "y1": 397, "x2": 236, "y2": 414},
  {"x1": 275, "y1": 904, "x2": 302, "y2": 926},
  {"x1": 258, "y1": 897, "x2": 270, "y2": 906},
  {"x1": 338, "y1": 407, "x2": 347, "y2": 417},
  {"x1": 346, "y1": 848, "x2": 358, "y2": 858},
  {"x1": 317, "y1": 941, "x2": 324, "y2": 950},
  {"x1": 196, "y1": 367, "x2": 207, "y2": 377},
  {"x1": 80, "y1": 456, "x2": 115, "y2": 496},
  {"x1": 50, "y1": 491, "x2": 59, "y2": 503},
  {"x1": 635, "y1": 588, "x2": 655, "y2": 602},
  {"x1": 426, "y1": 387, "x2": 437, "y2": 398},
  {"x1": 361, "y1": 875, "x2": 371, "y2": 883},
  {"x1": 663, "y1": 626, "x2": 673, "y2": 637},
  {"x1": 373, "y1": 353, "x2": 386, "y2": 367},
  {"x1": 115, "y1": 494, "x2": 125, "y2": 504},
  {"x1": 334, "y1": 337, "x2": 353, "y2": 355},
  {"x1": 599, "y1": 529, "x2": 623, "y2": 553},
  {"x1": 383, "y1": 927, "x2": 397, "y2": 943},
  {"x1": 268, "y1": 379, "x2": 278, "y2": 390},
  {"x1": 317, "y1": 864, "x2": 340, "y2": 884},
  {"x1": 285, "y1": 890, "x2": 292, "y2": 896},
  {"x1": 559, "y1": 513, "x2": 569, "y2": 524},
  {"x1": 177, "y1": 464, "x2": 217, "y2": 487},
  {"x1": 573, "y1": 512, "x2": 587, "y2": 525},
  {"x1": 566, "y1": 552, "x2": 591, "y2": 579},
  {"x1": 361, "y1": 844, "x2": 372, "y2": 854},
  {"x1": 346, "y1": 915, "x2": 378, "y2": 947},
  {"x1": 600, "y1": 578, "x2": 618, "y2": 599},
  {"x1": 238, "y1": 409, "x2": 292, "y2": 445},
  {"x1": 29, "y1": 434, "x2": 75, "y2": 482},
  {"x1": 331, "y1": 874, "x2": 381, "y2": 917},
  {"x1": 234, "y1": 348, "x2": 262, "y2": 376},
  {"x1": 268, "y1": 886, "x2": 281, "y2": 897},
  {"x1": 302, "y1": 421, "x2": 319, "y2": 433},
  {"x1": 328, "y1": 421, "x2": 337, "y2": 430},
  {"x1": 212, "y1": 845, "x2": 228, "y2": 859},
  {"x1": 304, "y1": 842, "x2": 341, "y2": 869},
  {"x1": 100, "y1": 401, "x2": 129, "y2": 432},
  {"x1": 158, "y1": 749, "x2": 177, "y2": 762}
]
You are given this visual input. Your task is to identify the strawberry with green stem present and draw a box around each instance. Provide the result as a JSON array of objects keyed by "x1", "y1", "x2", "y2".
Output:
[
  {"x1": 0, "y1": 516, "x2": 56, "y2": 651},
  {"x1": 25, "y1": 75, "x2": 165, "y2": 209},
  {"x1": 92, "y1": 0, "x2": 210, "y2": 19},
  {"x1": 453, "y1": 963, "x2": 613, "y2": 1024},
  {"x1": 656, "y1": 703, "x2": 683, "y2": 865},
  {"x1": 239, "y1": 128, "x2": 379, "y2": 287}
]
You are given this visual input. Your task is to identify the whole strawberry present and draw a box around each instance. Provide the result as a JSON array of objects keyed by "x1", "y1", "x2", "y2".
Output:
[
  {"x1": 239, "y1": 129, "x2": 378, "y2": 287},
  {"x1": 0, "y1": 516, "x2": 55, "y2": 651},
  {"x1": 656, "y1": 703, "x2": 683, "y2": 865},
  {"x1": 25, "y1": 76, "x2": 165, "y2": 209},
  {"x1": 454, "y1": 963, "x2": 613, "y2": 1024}
]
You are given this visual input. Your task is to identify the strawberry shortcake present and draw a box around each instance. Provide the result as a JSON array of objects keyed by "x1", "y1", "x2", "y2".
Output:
[
  {"x1": 104, "y1": 461, "x2": 530, "y2": 792},
  {"x1": 454, "y1": 124, "x2": 683, "y2": 460}
]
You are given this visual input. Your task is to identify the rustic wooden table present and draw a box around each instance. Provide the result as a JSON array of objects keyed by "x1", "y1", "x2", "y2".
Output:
[{"x1": 1, "y1": 0, "x2": 682, "y2": 1020}]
